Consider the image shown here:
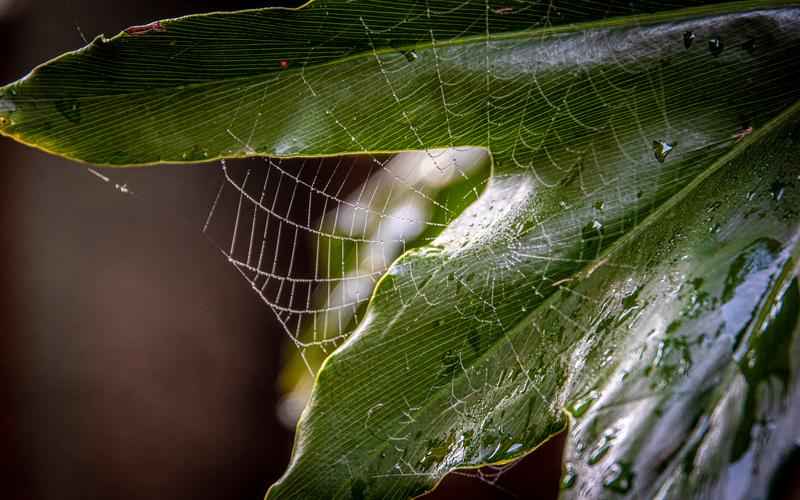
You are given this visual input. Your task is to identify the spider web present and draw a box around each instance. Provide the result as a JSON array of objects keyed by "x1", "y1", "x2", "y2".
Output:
[
  {"x1": 199, "y1": 0, "x2": 719, "y2": 372},
  {"x1": 188, "y1": 0, "x2": 785, "y2": 496},
  {"x1": 203, "y1": 147, "x2": 488, "y2": 369},
  {"x1": 203, "y1": 0, "x2": 636, "y2": 353}
]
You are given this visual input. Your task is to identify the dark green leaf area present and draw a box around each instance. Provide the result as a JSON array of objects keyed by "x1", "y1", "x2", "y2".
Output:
[{"x1": 272, "y1": 104, "x2": 800, "y2": 499}]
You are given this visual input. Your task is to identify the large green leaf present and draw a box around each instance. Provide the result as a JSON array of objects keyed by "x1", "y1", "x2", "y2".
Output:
[
  {"x1": 268, "y1": 109, "x2": 800, "y2": 499},
  {"x1": 0, "y1": 0, "x2": 796, "y2": 166},
  {"x1": 3, "y1": 1, "x2": 800, "y2": 499}
]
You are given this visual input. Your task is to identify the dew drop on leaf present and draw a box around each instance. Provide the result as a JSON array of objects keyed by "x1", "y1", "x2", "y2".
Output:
[
  {"x1": 561, "y1": 462, "x2": 577, "y2": 489},
  {"x1": 567, "y1": 390, "x2": 599, "y2": 418},
  {"x1": 603, "y1": 461, "x2": 634, "y2": 493},
  {"x1": 708, "y1": 36, "x2": 724, "y2": 56},
  {"x1": 504, "y1": 442, "x2": 523, "y2": 455},
  {"x1": 587, "y1": 429, "x2": 616, "y2": 464},
  {"x1": 721, "y1": 238, "x2": 781, "y2": 304},
  {"x1": 652, "y1": 140, "x2": 674, "y2": 163},
  {"x1": 770, "y1": 180, "x2": 786, "y2": 201},
  {"x1": 683, "y1": 30, "x2": 695, "y2": 49}
]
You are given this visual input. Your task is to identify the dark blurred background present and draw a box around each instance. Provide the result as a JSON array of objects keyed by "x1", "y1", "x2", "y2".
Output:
[{"x1": 0, "y1": 1, "x2": 563, "y2": 499}]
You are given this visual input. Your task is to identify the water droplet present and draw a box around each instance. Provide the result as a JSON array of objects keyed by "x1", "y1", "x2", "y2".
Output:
[
  {"x1": 603, "y1": 461, "x2": 634, "y2": 493},
  {"x1": 183, "y1": 145, "x2": 208, "y2": 162},
  {"x1": 621, "y1": 285, "x2": 641, "y2": 309},
  {"x1": 722, "y1": 238, "x2": 781, "y2": 304},
  {"x1": 403, "y1": 50, "x2": 418, "y2": 62},
  {"x1": 567, "y1": 390, "x2": 599, "y2": 418},
  {"x1": 731, "y1": 278, "x2": 798, "y2": 460},
  {"x1": 413, "y1": 246, "x2": 444, "y2": 258},
  {"x1": 581, "y1": 220, "x2": 604, "y2": 260},
  {"x1": 505, "y1": 442, "x2": 523, "y2": 455},
  {"x1": 652, "y1": 140, "x2": 674, "y2": 163},
  {"x1": 708, "y1": 36, "x2": 724, "y2": 57},
  {"x1": 561, "y1": 462, "x2": 577, "y2": 489},
  {"x1": 683, "y1": 30, "x2": 695, "y2": 49},
  {"x1": 588, "y1": 429, "x2": 616, "y2": 464},
  {"x1": 770, "y1": 180, "x2": 786, "y2": 201}
]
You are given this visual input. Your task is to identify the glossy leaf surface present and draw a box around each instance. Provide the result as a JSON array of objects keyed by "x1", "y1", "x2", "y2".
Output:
[{"x1": 2, "y1": 1, "x2": 800, "y2": 499}]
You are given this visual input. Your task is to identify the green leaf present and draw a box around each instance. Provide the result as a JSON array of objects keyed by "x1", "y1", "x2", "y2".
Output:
[
  {"x1": 554, "y1": 105, "x2": 800, "y2": 499},
  {"x1": 3, "y1": 1, "x2": 800, "y2": 499},
  {"x1": 269, "y1": 104, "x2": 800, "y2": 498},
  {"x1": 0, "y1": 0, "x2": 796, "y2": 166}
]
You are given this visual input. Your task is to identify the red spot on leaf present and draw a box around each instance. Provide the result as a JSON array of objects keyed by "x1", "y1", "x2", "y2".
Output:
[
  {"x1": 125, "y1": 21, "x2": 166, "y2": 36},
  {"x1": 280, "y1": 59, "x2": 289, "y2": 69},
  {"x1": 734, "y1": 126, "x2": 754, "y2": 142}
]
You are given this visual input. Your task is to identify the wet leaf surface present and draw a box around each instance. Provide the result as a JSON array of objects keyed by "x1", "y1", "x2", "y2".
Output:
[{"x1": 2, "y1": 1, "x2": 800, "y2": 499}]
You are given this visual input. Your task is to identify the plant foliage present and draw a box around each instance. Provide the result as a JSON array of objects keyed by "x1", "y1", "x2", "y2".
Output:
[{"x1": 2, "y1": 1, "x2": 800, "y2": 498}]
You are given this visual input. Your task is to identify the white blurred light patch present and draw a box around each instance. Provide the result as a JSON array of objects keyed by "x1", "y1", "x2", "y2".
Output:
[{"x1": 278, "y1": 147, "x2": 488, "y2": 426}]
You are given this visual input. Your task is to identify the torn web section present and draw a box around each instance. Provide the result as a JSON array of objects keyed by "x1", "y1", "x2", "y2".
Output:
[{"x1": 202, "y1": 148, "x2": 489, "y2": 426}]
